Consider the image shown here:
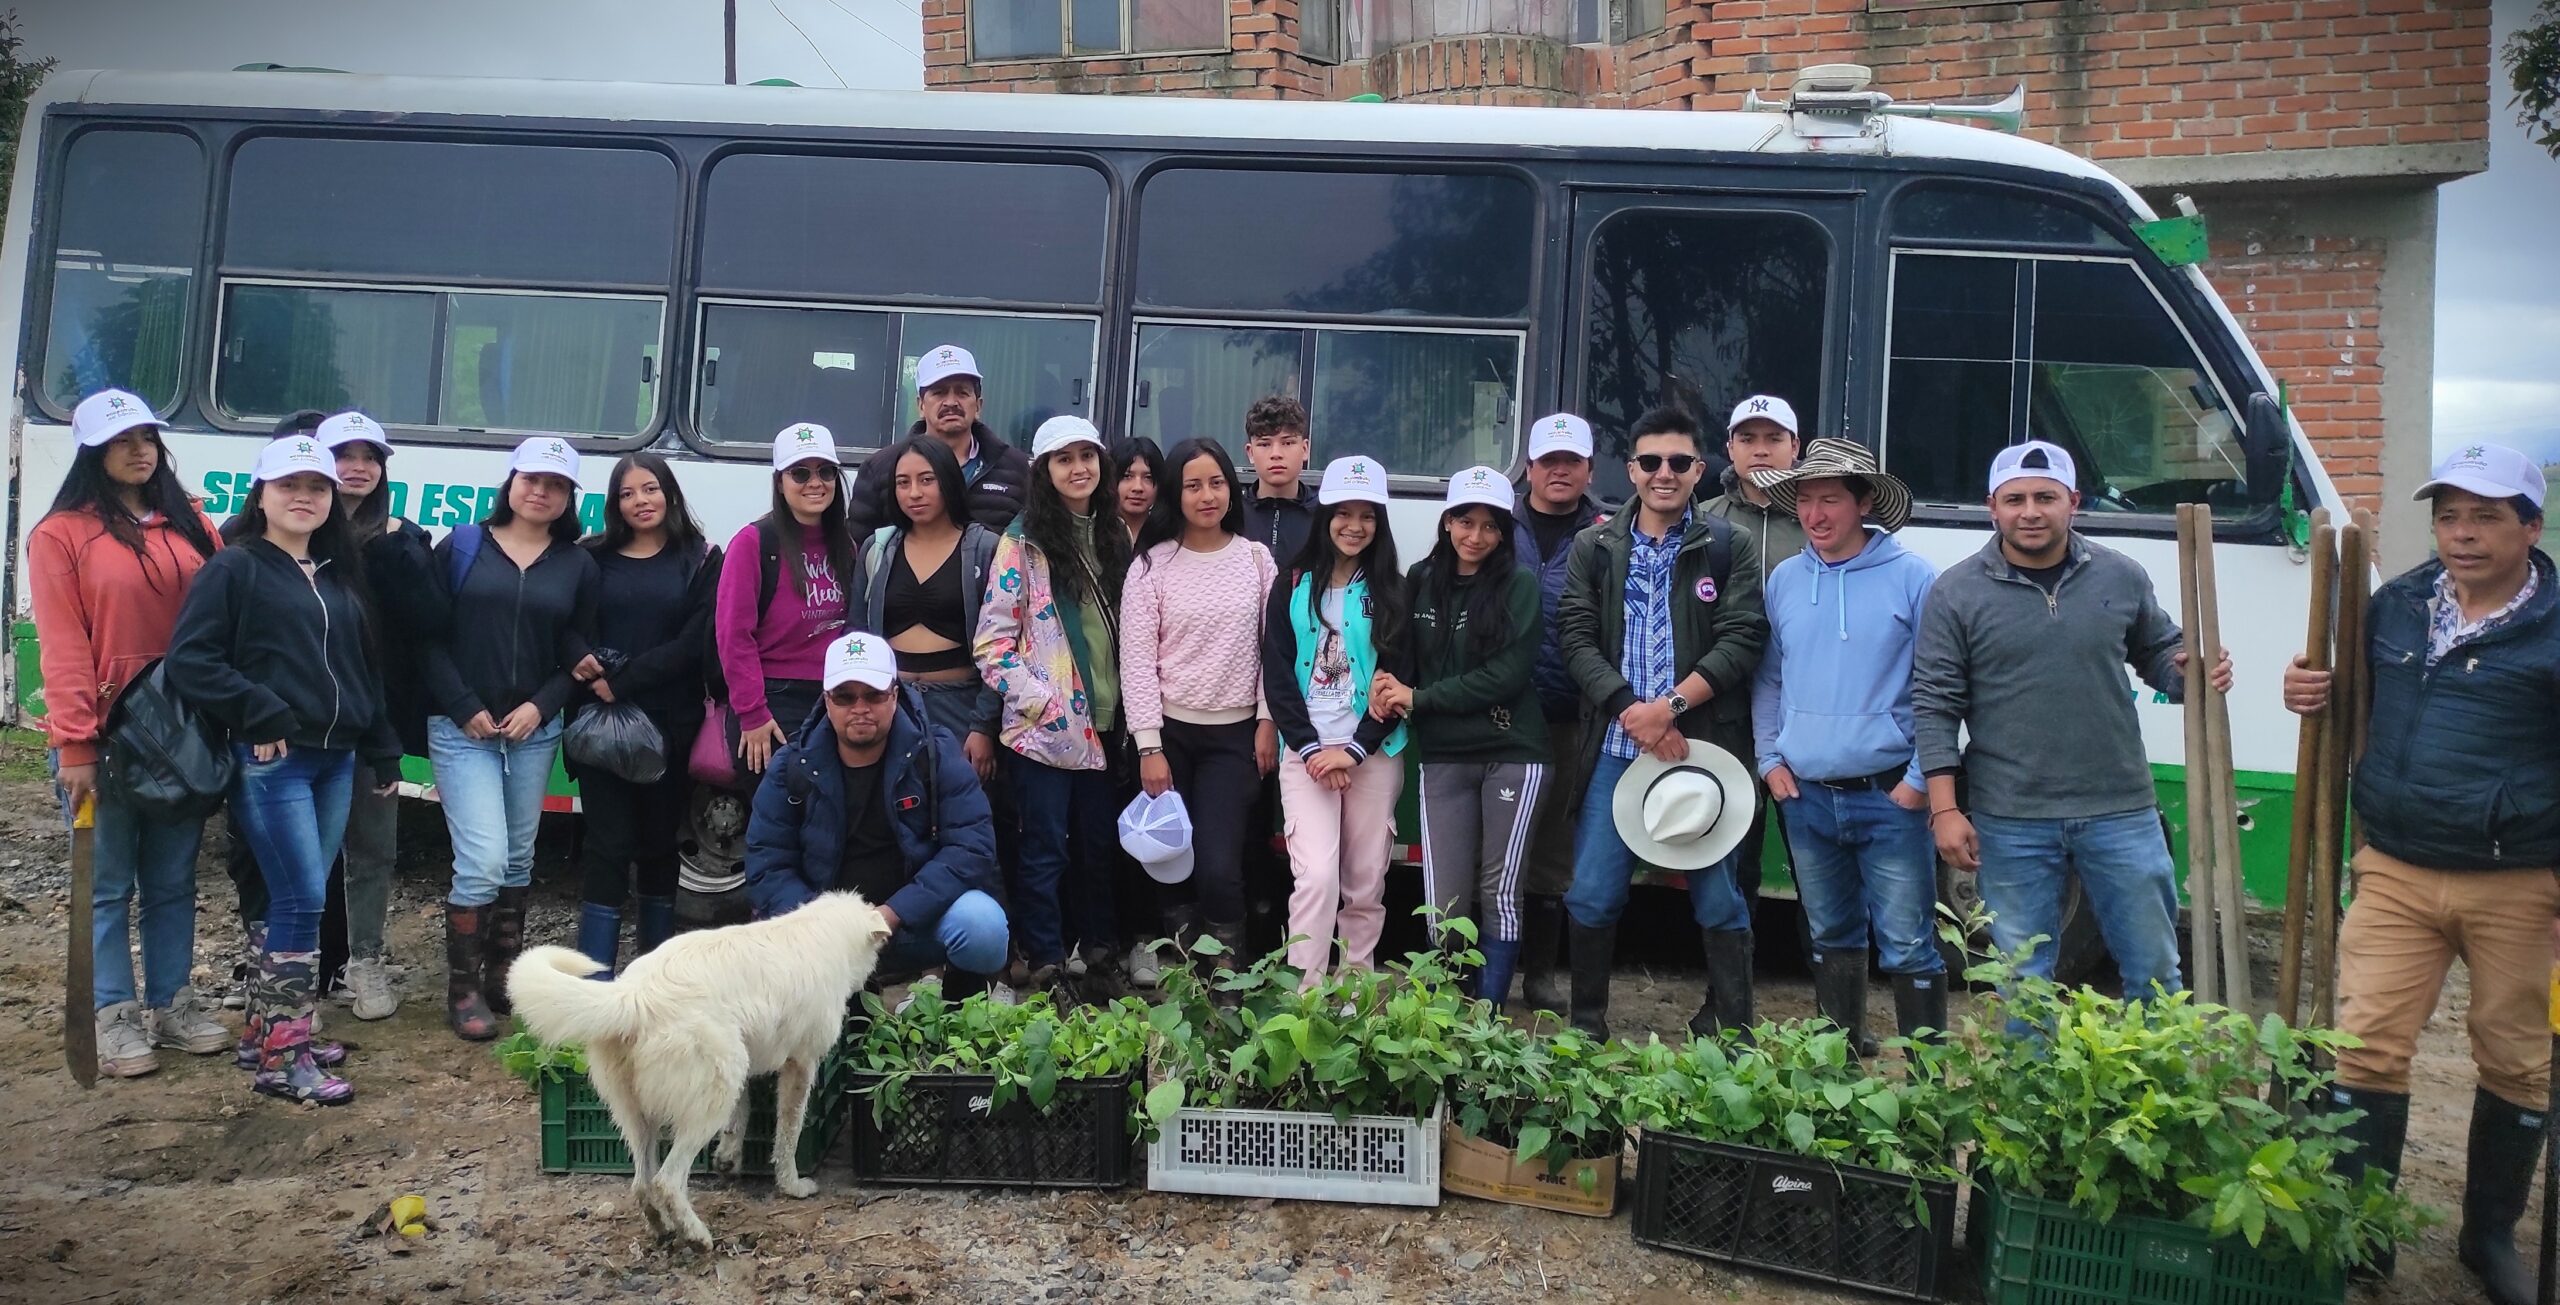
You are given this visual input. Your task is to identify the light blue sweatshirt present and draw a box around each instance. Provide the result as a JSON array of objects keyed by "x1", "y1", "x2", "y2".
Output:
[{"x1": 1750, "y1": 528, "x2": 1940, "y2": 789}]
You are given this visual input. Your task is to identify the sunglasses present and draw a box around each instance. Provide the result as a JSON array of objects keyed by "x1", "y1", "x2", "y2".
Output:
[
  {"x1": 786, "y1": 463, "x2": 840, "y2": 485},
  {"x1": 1632, "y1": 453, "x2": 1700, "y2": 476},
  {"x1": 827, "y1": 684, "x2": 894, "y2": 708}
]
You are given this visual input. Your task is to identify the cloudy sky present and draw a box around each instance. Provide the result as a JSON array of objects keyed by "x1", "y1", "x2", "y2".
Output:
[{"x1": 14, "y1": 0, "x2": 2556, "y2": 463}]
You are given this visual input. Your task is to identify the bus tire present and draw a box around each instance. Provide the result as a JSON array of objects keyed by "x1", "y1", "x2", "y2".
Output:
[{"x1": 1934, "y1": 858, "x2": 2107, "y2": 988}]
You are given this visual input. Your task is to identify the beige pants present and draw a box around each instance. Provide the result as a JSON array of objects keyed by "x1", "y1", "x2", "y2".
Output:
[{"x1": 2333, "y1": 846, "x2": 2559, "y2": 1109}]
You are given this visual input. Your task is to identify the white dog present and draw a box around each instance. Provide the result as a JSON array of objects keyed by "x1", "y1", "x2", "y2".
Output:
[{"x1": 508, "y1": 891, "x2": 891, "y2": 1248}]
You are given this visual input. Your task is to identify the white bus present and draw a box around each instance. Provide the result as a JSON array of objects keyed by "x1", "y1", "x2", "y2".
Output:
[{"x1": 1, "y1": 68, "x2": 2343, "y2": 959}]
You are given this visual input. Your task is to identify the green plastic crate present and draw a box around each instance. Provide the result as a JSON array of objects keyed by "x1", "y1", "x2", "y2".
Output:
[
  {"x1": 539, "y1": 1059, "x2": 852, "y2": 1177},
  {"x1": 1970, "y1": 1183, "x2": 2344, "y2": 1305}
]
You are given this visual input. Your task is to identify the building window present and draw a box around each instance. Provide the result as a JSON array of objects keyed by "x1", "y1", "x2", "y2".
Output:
[
  {"x1": 41, "y1": 128, "x2": 206, "y2": 415},
  {"x1": 1301, "y1": 0, "x2": 1341, "y2": 64},
  {"x1": 973, "y1": 0, "x2": 1224, "y2": 60},
  {"x1": 1625, "y1": 0, "x2": 1667, "y2": 38}
]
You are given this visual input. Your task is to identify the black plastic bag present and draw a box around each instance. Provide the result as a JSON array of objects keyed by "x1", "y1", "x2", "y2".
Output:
[
  {"x1": 100, "y1": 658, "x2": 236, "y2": 822},
  {"x1": 565, "y1": 701, "x2": 667, "y2": 785}
]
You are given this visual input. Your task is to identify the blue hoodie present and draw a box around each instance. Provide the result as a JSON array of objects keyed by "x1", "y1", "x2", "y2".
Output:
[{"x1": 1750, "y1": 528, "x2": 1939, "y2": 788}]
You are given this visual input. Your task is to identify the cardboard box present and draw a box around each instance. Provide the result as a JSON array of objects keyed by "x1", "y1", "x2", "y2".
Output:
[{"x1": 1438, "y1": 1121, "x2": 1620, "y2": 1217}]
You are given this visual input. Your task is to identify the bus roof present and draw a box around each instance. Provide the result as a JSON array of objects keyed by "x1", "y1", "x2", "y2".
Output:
[{"x1": 40, "y1": 68, "x2": 2151, "y2": 215}]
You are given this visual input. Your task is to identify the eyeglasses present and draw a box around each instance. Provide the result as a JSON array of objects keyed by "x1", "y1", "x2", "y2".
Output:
[
  {"x1": 1632, "y1": 454, "x2": 1700, "y2": 476},
  {"x1": 786, "y1": 464, "x2": 840, "y2": 485},
  {"x1": 827, "y1": 685, "x2": 894, "y2": 708}
]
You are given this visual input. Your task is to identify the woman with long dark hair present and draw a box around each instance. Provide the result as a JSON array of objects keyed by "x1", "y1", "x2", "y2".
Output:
[
  {"x1": 1373, "y1": 466, "x2": 1548, "y2": 1006},
  {"x1": 166, "y1": 436, "x2": 402, "y2": 1104},
  {"x1": 1103, "y1": 436, "x2": 1169, "y2": 981},
  {"x1": 1120, "y1": 438, "x2": 1278, "y2": 966},
  {"x1": 715, "y1": 423, "x2": 858, "y2": 775},
  {"x1": 421, "y1": 437, "x2": 599, "y2": 1040},
  {"x1": 30, "y1": 389, "x2": 228, "y2": 1078},
  {"x1": 568, "y1": 453, "x2": 719, "y2": 976},
  {"x1": 977, "y1": 417, "x2": 1129, "y2": 998},
  {"x1": 1111, "y1": 436, "x2": 1165, "y2": 550},
  {"x1": 855, "y1": 434, "x2": 1000, "y2": 774}
]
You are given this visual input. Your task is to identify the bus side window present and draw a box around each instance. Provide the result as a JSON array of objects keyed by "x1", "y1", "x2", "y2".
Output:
[{"x1": 40, "y1": 128, "x2": 206, "y2": 415}]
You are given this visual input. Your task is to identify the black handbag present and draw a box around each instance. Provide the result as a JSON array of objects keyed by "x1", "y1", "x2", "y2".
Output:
[{"x1": 98, "y1": 658, "x2": 235, "y2": 822}]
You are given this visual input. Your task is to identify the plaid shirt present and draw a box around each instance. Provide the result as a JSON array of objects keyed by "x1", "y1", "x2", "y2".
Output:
[
  {"x1": 1605, "y1": 511, "x2": 1688, "y2": 760},
  {"x1": 2426, "y1": 565, "x2": 2541, "y2": 666}
]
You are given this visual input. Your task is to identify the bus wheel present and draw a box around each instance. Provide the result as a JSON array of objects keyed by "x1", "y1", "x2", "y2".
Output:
[
  {"x1": 674, "y1": 786, "x2": 753, "y2": 933},
  {"x1": 1934, "y1": 859, "x2": 2106, "y2": 988}
]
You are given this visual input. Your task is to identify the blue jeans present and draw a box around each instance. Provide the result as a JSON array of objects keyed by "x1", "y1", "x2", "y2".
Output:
[
  {"x1": 1007, "y1": 753, "x2": 1118, "y2": 968},
  {"x1": 54, "y1": 752, "x2": 206, "y2": 1009},
  {"x1": 878, "y1": 889, "x2": 1010, "y2": 977},
  {"x1": 1778, "y1": 784, "x2": 1944, "y2": 976},
  {"x1": 1564, "y1": 751, "x2": 1751, "y2": 933},
  {"x1": 1975, "y1": 808, "x2": 2185, "y2": 998},
  {"x1": 227, "y1": 745, "x2": 357, "y2": 956},
  {"x1": 428, "y1": 714, "x2": 562, "y2": 908}
]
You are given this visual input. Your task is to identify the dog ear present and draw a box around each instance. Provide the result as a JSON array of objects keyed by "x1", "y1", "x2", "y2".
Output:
[{"x1": 868, "y1": 907, "x2": 893, "y2": 942}]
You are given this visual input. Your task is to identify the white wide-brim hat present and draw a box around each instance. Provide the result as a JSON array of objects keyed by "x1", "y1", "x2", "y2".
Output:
[{"x1": 1611, "y1": 737, "x2": 1758, "y2": 872}]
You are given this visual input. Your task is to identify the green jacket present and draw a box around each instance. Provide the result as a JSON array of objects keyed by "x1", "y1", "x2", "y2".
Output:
[
  {"x1": 1700, "y1": 465, "x2": 1807, "y2": 589},
  {"x1": 1404, "y1": 562, "x2": 1549, "y2": 764},
  {"x1": 1557, "y1": 509, "x2": 1767, "y2": 771}
]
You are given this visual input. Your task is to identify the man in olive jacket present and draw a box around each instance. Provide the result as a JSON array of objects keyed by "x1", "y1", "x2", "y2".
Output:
[{"x1": 1557, "y1": 406, "x2": 1766, "y2": 1039}]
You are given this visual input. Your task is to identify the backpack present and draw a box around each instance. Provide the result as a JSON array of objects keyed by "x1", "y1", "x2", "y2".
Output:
[{"x1": 98, "y1": 658, "x2": 236, "y2": 822}]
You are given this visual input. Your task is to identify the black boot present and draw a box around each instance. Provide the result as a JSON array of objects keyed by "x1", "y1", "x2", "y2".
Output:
[
  {"x1": 1889, "y1": 972, "x2": 1951, "y2": 1049},
  {"x1": 1814, "y1": 949, "x2": 1877, "y2": 1058},
  {"x1": 1689, "y1": 929, "x2": 1755, "y2": 1042},
  {"x1": 1207, "y1": 919, "x2": 1249, "y2": 1009},
  {"x1": 443, "y1": 904, "x2": 498, "y2": 1041},
  {"x1": 1519, "y1": 895, "x2": 1567, "y2": 1014},
  {"x1": 484, "y1": 886, "x2": 528, "y2": 1017},
  {"x1": 1566, "y1": 920, "x2": 1616, "y2": 1039},
  {"x1": 2458, "y1": 1086, "x2": 2542, "y2": 1305},
  {"x1": 2323, "y1": 1085, "x2": 2409, "y2": 1281}
]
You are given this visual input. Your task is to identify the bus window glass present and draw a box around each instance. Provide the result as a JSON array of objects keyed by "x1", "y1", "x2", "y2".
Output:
[
  {"x1": 1884, "y1": 253, "x2": 2021, "y2": 506},
  {"x1": 1895, "y1": 183, "x2": 2129, "y2": 251},
  {"x1": 1311, "y1": 329, "x2": 1520, "y2": 476},
  {"x1": 1136, "y1": 169, "x2": 1534, "y2": 319},
  {"x1": 697, "y1": 303, "x2": 896, "y2": 449},
  {"x1": 438, "y1": 293, "x2": 662, "y2": 438},
  {"x1": 43, "y1": 129, "x2": 204, "y2": 413},
  {"x1": 701, "y1": 154, "x2": 1108, "y2": 306},
  {"x1": 1130, "y1": 324, "x2": 1299, "y2": 451},
  {"x1": 1580, "y1": 209, "x2": 1828, "y2": 497},
  {"x1": 892, "y1": 313, "x2": 1097, "y2": 451},
  {"x1": 226, "y1": 137, "x2": 677, "y2": 286},
  {"x1": 216, "y1": 284, "x2": 437, "y2": 425}
]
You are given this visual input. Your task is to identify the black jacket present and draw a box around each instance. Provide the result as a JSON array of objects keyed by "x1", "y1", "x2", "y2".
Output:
[
  {"x1": 365, "y1": 517, "x2": 446, "y2": 758},
  {"x1": 1259, "y1": 567, "x2": 1403, "y2": 762},
  {"x1": 422, "y1": 529, "x2": 600, "y2": 725},
  {"x1": 1244, "y1": 483, "x2": 1319, "y2": 569},
  {"x1": 847, "y1": 421, "x2": 1032, "y2": 536},
  {"x1": 573, "y1": 539, "x2": 721, "y2": 734},
  {"x1": 164, "y1": 538, "x2": 404, "y2": 772}
]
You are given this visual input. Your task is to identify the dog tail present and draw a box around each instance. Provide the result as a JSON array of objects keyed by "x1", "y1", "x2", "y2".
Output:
[{"x1": 506, "y1": 947, "x2": 641, "y2": 1050}]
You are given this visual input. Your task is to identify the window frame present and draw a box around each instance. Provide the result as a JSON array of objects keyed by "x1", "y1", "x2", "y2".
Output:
[
  {"x1": 969, "y1": 0, "x2": 1230, "y2": 63},
  {"x1": 28, "y1": 122, "x2": 214, "y2": 424}
]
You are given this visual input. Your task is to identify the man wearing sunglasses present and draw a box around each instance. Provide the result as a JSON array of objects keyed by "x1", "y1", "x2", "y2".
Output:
[
  {"x1": 1701, "y1": 395, "x2": 1809, "y2": 915},
  {"x1": 743, "y1": 631, "x2": 1011, "y2": 995},
  {"x1": 848, "y1": 345, "x2": 1033, "y2": 535},
  {"x1": 1557, "y1": 406, "x2": 1768, "y2": 1038}
]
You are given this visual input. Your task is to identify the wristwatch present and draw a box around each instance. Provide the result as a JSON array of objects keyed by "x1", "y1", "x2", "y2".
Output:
[{"x1": 1664, "y1": 690, "x2": 1692, "y2": 716}]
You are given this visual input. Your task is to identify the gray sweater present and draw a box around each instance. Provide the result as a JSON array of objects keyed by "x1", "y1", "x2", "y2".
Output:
[{"x1": 1911, "y1": 534, "x2": 2186, "y2": 820}]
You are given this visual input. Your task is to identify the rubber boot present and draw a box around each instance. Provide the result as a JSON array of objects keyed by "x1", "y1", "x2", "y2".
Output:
[
  {"x1": 1690, "y1": 929, "x2": 1755, "y2": 1042},
  {"x1": 1890, "y1": 972, "x2": 1951, "y2": 1049},
  {"x1": 1518, "y1": 895, "x2": 1568, "y2": 1013},
  {"x1": 575, "y1": 902, "x2": 620, "y2": 980},
  {"x1": 633, "y1": 895, "x2": 676, "y2": 957},
  {"x1": 1207, "y1": 919, "x2": 1249, "y2": 1009},
  {"x1": 250, "y1": 952, "x2": 353, "y2": 1106},
  {"x1": 2323, "y1": 1085, "x2": 2409, "y2": 1281},
  {"x1": 233, "y1": 923, "x2": 345, "y2": 1069},
  {"x1": 484, "y1": 885, "x2": 528, "y2": 1016},
  {"x1": 444, "y1": 903, "x2": 499, "y2": 1041},
  {"x1": 1566, "y1": 920, "x2": 1616, "y2": 1039},
  {"x1": 1476, "y1": 937, "x2": 1522, "y2": 1012},
  {"x1": 2457, "y1": 1086, "x2": 2541, "y2": 1305},
  {"x1": 1813, "y1": 949, "x2": 1877, "y2": 1058}
]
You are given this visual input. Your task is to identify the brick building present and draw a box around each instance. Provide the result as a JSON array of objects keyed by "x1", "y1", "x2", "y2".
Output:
[{"x1": 924, "y1": 0, "x2": 2490, "y2": 558}]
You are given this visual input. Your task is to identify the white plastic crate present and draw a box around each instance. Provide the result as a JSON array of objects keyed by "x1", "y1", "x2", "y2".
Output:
[{"x1": 1145, "y1": 1099, "x2": 1442, "y2": 1206}]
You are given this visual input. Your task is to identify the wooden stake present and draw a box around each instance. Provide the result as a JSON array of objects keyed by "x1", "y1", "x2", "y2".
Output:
[
  {"x1": 2194, "y1": 510, "x2": 2254, "y2": 1015},
  {"x1": 2178, "y1": 507, "x2": 2219, "y2": 1002},
  {"x1": 2310, "y1": 519, "x2": 2369, "y2": 1030},
  {"x1": 2343, "y1": 508, "x2": 2379, "y2": 855},
  {"x1": 2277, "y1": 512, "x2": 2335, "y2": 1026}
]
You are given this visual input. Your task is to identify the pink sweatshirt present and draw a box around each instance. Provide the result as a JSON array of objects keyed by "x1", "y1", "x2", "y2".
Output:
[
  {"x1": 1119, "y1": 536, "x2": 1276, "y2": 750},
  {"x1": 714, "y1": 520, "x2": 852, "y2": 730}
]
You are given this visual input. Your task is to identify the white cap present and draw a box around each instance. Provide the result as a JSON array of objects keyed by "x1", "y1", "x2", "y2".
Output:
[
  {"x1": 508, "y1": 435, "x2": 583, "y2": 485},
  {"x1": 915, "y1": 344, "x2": 981, "y2": 392},
  {"x1": 1317, "y1": 455, "x2": 1389, "y2": 507},
  {"x1": 771, "y1": 422, "x2": 840, "y2": 472},
  {"x1": 1032, "y1": 415, "x2": 1103, "y2": 460},
  {"x1": 1526, "y1": 413, "x2": 1594, "y2": 462},
  {"x1": 72, "y1": 389, "x2": 161, "y2": 448},
  {"x1": 1727, "y1": 395, "x2": 1799, "y2": 438},
  {"x1": 316, "y1": 411, "x2": 392, "y2": 457},
  {"x1": 1987, "y1": 441, "x2": 2078, "y2": 496},
  {"x1": 822, "y1": 631, "x2": 899, "y2": 693},
  {"x1": 1118, "y1": 790, "x2": 1195, "y2": 885},
  {"x1": 2414, "y1": 442, "x2": 2547, "y2": 511},
  {"x1": 1443, "y1": 465, "x2": 1511, "y2": 515},
  {"x1": 252, "y1": 434, "x2": 343, "y2": 486}
]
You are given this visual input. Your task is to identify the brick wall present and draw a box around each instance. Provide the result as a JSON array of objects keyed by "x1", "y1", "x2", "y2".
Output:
[
  {"x1": 2211, "y1": 221, "x2": 2389, "y2": 505},
  {"x1": 923, "y1": 0, "x2": 1330, "y2": 96}
]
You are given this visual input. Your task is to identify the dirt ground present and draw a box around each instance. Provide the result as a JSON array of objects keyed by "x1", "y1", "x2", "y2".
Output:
[{"x1": 0, "y1": 728, "x2": 2524, "y2": 1304}]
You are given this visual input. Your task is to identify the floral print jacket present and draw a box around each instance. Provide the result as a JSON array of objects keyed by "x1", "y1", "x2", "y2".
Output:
[{"x1": 974, "y1": 529, "x2": 1110, "y2": 772}]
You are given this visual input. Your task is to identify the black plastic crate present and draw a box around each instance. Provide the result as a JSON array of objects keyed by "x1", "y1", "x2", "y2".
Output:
[
  {"x1": 847, "y1": 1071, "x2": 1135, "y2": 1188},
  {"x1": 1630, "y1": 1129, "x2": 1958, "y2": 1302}
]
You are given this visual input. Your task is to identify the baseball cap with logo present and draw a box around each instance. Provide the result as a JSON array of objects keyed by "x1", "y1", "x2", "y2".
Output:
[
  {"x1": 253, "y1": 435, "x2": 344, "y2": 487},
  {"x1": 508, "y1": 436, "x2": 583, "y2": 486},
  {"x1": 316, "y1": 411, "x2": 393, "y2": 458},
  {"x1": 72, "y1": 389, "x2": 163, "y2": 448},
  {"x1": 822, "y1": 631, "x2": 899, "y2": 693},
  {"x1": 1317, "y1": 455, "x2": 1389, "y2": 507},
  {"x1": 770, "y1": 422, "x2": 841, "y2": 472},
  {"x1": 2413, "y1": 442, "x2": 2547, "y2": 511},
  {"x1": 1443, "y1": 465, "x2": 1511, "y2": 515},
  {"x1": 1118, "y1": 790, "x2": 1196, "y2": 885},
  {"x1": 1726, "y1": 395, "x2": 1800, "y2": 439},
  {"x1": 1986, "y1": 441, "x2": 2079, "y2": 497},
  {"x1": 1031, "y1": 415, "x2": 1103, "y2": 460},
  {"x1": 1527, "y1": 413, "x2": 1594, "y2": 462},
  {"x1": 915, "y1": 345, "x2": 981, "y2": 392}
]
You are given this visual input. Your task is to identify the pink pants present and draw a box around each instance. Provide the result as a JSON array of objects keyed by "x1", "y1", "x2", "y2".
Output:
[{"x1": 1279, "y1": 754, "x2": 1406, "y2": 979}]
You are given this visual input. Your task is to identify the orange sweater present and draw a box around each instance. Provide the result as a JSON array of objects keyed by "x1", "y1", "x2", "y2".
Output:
[{"x1": 29, "y1": 507, "x2": 221, "y2": 766}]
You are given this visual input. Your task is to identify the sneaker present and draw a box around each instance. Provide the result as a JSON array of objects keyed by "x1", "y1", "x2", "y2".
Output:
[
  {"x1": 95, "y1": 1001, "x2": 159, "y2": 1078},
  {"x1": 148, "y1": 987, "x2": 234, "y2": 1055},
  {"x1": 342, "y1": 957, "x2": 399, "y2": 1021},
  {"x1": 1126, "y1": 943, "x2": 1163, "y2": 990},
  {"x1": 985, "y1": 982, "x2": 1019, "y2": 1007}
]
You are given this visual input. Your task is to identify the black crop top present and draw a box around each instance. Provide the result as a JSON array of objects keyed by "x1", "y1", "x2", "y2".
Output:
[{"x1": 884, "y1": 541, "x2": 969, "y2": 671}]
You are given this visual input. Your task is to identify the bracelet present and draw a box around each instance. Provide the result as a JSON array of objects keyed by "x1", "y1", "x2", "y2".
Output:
[
  {"x1": 1138, "y1": 746, "x2": 1165, "y2": 757},
  {"x1": 1928, "y1": 807, "x2": 1961, "y2": 821}
]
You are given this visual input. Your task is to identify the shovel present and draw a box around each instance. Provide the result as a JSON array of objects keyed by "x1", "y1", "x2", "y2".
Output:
[{"x1": 65, "y1": 792, "x2": 96, "y2": 1088}]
